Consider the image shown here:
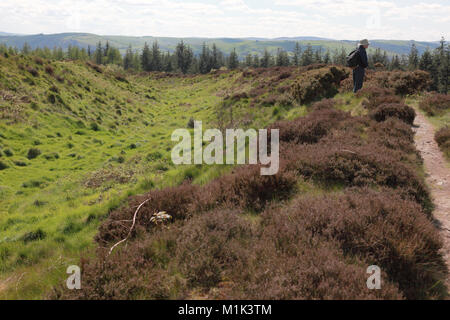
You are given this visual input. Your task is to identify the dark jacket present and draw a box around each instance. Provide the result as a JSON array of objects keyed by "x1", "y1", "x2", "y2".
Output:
[{"x1": 357, "y1": 45, "x2": 368, "y2": 68}]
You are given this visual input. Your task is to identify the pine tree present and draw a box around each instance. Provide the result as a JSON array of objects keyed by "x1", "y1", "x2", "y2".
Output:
[
  {"x1": 252, "y1": 54, "x2": 260, "y2": 68},
  {"x1": 408, "y1": 43, "x2": 419, "y2": 70},
  {"x1": 301, "y1": 44, "x2": 314, "y2": 66},
  {"x1": 260, "y1": 49, "x2": 271, "y2": 68},
  {"x1": 211, "y1": 44, "x2": 220, "y2": 69},
  {"x1": 419, "y1": 49, "x2": 433, "y2": 71},
  {"x1": 107, "y1": 47, "x2": 122, "y2": 65},
  {"x1": 435, "y1": 37, "x2": 449, "y2": 93},
  {"x1": 176, "y1": 41, "x2": 193, "y2": 74},
  {"x1": 133, "y1": 51, "x2": 141, "y2": 71},
  {"x1": 199, "y1": 43, "x2": 212, "y2": 74},
  {"x1": 400, "y1": 54, "x2": 409, "y2": 70},
  {"x1": 79, "y1": 48, "x2": 88, "y2": 61},
  {"x1": 164, "y1": 51, "x2": 174, "y2": 72},
  {"x1": 151, "y1": 41, "x2": 162, "y2": 71},
  {"x1": 53, "y1": 46, "x2": 64, "y2": 60},
  {"x1": 228, "y1": 48, "x2": 239, "y2": 69},
  {"x1": 244, "y1": 53, "x2": 253, "y2": 67},
  {"x1": 141, "y1": 42, "x2": 151, "y2": 71},
  {"x1": 22, "y1": 42, "x2": 31, "y2": 55},
  {"x1": 293, "y1": 42, "x2": 301, "y2": 66},
  {"x1": 104, "y1": 41, "x2": 110, "y2": 58},
  {"x1": 124, "y1": 45, "x2": 134, "y2": 70},
  {"x1": 94, "y1": 41, "x2": 103, "y2": 64},
  {"x1": 390, "y1": 55, "x2": 401, "y2": 70},
  {"x1": 314, "y1": 48, "x2": 322, "y2": 64},
  {"x1": 323, "y1": 50, "x2": 331, "y2": 64},
  {"x1": 276, "y1": 49, "x2": 289, "y2": 66}
]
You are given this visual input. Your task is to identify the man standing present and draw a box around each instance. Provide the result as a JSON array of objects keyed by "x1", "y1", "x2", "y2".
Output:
[{"x1": 353, "y1": 39, "x2": 369, "y2": 93}]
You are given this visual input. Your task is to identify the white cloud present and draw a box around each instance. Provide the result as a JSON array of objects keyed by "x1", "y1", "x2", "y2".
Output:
[{"x1": 0, "y1": 0, "x2": 447, "y2": 40}]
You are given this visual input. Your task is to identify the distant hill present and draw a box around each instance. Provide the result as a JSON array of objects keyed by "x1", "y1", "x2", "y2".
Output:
[
  {"x1": 0, "y1": 32, "x2": 440, "y2": 58},
  {"x1": 0, "y1": 32, "x2": 23, "y2": 36}
]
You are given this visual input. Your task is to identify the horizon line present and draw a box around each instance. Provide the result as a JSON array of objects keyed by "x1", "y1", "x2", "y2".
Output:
[{"x1": 0, "y1": 31, "x2": 443, "y2": 43}]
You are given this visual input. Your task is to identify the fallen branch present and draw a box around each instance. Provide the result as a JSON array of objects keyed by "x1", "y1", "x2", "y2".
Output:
[{"x1": 108, "y1": 198, "x2": 151, "y2": 256}]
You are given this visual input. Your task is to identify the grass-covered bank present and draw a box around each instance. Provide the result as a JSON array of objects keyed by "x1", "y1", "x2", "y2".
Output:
[{"x1": 1, "y1": 56, "x2": 321, "y2": 298}]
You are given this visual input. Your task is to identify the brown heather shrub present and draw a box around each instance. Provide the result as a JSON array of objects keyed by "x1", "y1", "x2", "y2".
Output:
[
  {"x1": 435, "y1": 126, "x2": 450, "y2": 146},
  {"x1": 26, "y1": 66, "x2": 39, "y2": 77},
  {"x1": 301, "y1": 63, "x2": 327, "y2": 71},
  {"x1": 291, "y1": 66, "x2": 349, "y2": 104},
  {"x1": 371, "y1": 70, "x2": 431, "y2": 95},
  {"x1": 174, "y1": 209, "x2": 254, "y2": 289},
  {"x1": 271, "y1": 108, "x2": 350, "y2": 145},
  {"x1": 114, "y1": 72, "x2": 127, "y2": 82},
  {"x1": 204, "y1": 165, "x2": 298, "y2": 212},
  {"x1": 310, "y1": 98, "x2": 336, "y2": 110},
  {"x1": 282, "y1": 138, "x2": 433, "y2": 214},
  {"x1": 97, "y1": 164, "x2": 297, "y2": 245},
  {"x1": 356, "y1": 86, "x2": 402, "y2": 111},
  {"x1": 363, "y1": 94, "x2": 403, "y2": 111},
  {"x1": 419, "y1": 93, "x2": 450, "y2": 116},
  {"x1": 339, "y1": 77, "x2": 354, "y2": 92},
  {"x1": 369, "y1": 103, "x2": 416, "y2": 125},
  {"x1": 242, "y1": 69, "x2": 257, "y2": 78},
  {"x1": 248, "y1": 87, "x2": 266, "y2": 98},
  {"x1": 277, "y1": 71, "x2": 291, "y2": 80},
  {"x1": 54, "y1": 203, "x2": 406, "y2": 300},
  {"x1": 260, "y1": 190, "x2": 446, "y2": 299},
  {"x1": 235, "y1": 240, "x2": 403, "y2": 300},
  {"x1": 59, "y1": 189, "x2": 447, "y2": 300},
  {"x1": 368, "y1": 118, "x2": 417, "y2": 155},
  {"x1": 86, "y1": 61, "x2": 103, "y2": 73},
  {"x1": 435, "y1": 126, "x2": 450, "y2": 158},
  {"x1": 374, "y1": 62, "x2": 385, "y2": 70},
  {"x1": 277, "y1": 84, "x2": 290, "y2": 94},
  {"x1": 55, "y1": 74, "x2": 64, "y2": 83},
  {"x1": 50, "y1": 240, "x2": 188, "y2": 300},
  {"x1": 356, "y1": 86, "x2": 396, "y2": 100},
  {"x1": 97, "y1": 183, "x2": 200, "y2": 244},
  {"x1": 276, "y1": 94, "x2": 293, "y2": 107},
  {"x1": 230, "y1": 91, "x2": 248, "y2": 101},
  {"x1": 44, "y1": 65, "x2": 54, "y2": 76},
  {"x1": 261, "y1": 94, "x2": 277, "y2": 106},
  {"x1": 34, "y1": 56, "x2": 44, "y2": 65}
]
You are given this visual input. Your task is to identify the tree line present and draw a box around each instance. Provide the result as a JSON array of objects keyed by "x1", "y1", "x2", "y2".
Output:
[{"x1": 0, "y1": 37, "x2": 448, "y2": 93}]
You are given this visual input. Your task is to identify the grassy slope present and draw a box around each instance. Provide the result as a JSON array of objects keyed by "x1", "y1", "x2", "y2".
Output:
[
  {"x1": 0, "y1": 57, "x2": 317, "y2": 298},
  {"x1": 0, "y1": 55, "x2": 234, "y2": 298}
]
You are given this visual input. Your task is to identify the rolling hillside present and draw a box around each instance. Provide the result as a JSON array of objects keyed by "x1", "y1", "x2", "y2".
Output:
[
  {"x1": 0, "y1": 54, "x2": 311, "y2": 298},
  {"x1": 0, "y1": 50, "x2": 448, "y2": 299},
  {"x1": 0, "y1": 32, "x2": 440, "y2": 58}
]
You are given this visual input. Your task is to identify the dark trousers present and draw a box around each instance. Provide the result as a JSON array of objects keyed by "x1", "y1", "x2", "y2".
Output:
[{"x1": 353, "y1": 67, "x2": 365, "y2": 93}]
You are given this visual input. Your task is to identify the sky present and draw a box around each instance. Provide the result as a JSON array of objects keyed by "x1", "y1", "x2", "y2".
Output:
[{"x1": 0, "y1": 0, "x2": 449, "y2": 41}]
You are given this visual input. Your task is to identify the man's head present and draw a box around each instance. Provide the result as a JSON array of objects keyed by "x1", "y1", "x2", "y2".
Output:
[{"x1": 359, "y1": 39, "x2": 370, "y2": 48}]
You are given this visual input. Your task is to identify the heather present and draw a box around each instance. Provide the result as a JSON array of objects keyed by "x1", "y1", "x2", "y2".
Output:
[
  {"x1": 51, "y1": 69, "x2": 446, "y2": 299},
  {"x1": 0, "y1": 52, "x2": 446, "y2": 299}
]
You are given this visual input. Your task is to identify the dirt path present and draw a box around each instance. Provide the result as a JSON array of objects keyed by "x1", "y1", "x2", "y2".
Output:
[{"x1": 413, "y1": 111, "x2": 450, "y2": 290}]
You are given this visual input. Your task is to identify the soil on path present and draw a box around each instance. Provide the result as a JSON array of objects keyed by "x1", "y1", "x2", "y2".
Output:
[{"x1": 413, "y1": 111, "x2": 450, "y2": 290}]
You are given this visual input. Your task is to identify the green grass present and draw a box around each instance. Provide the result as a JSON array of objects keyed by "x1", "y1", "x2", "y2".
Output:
[
  {"x1": 407, "y1": 96, "x2": 450, "y2": 130},
  {"x1": 0, "y1": 55, "x2": 314, "y2": 299}
]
